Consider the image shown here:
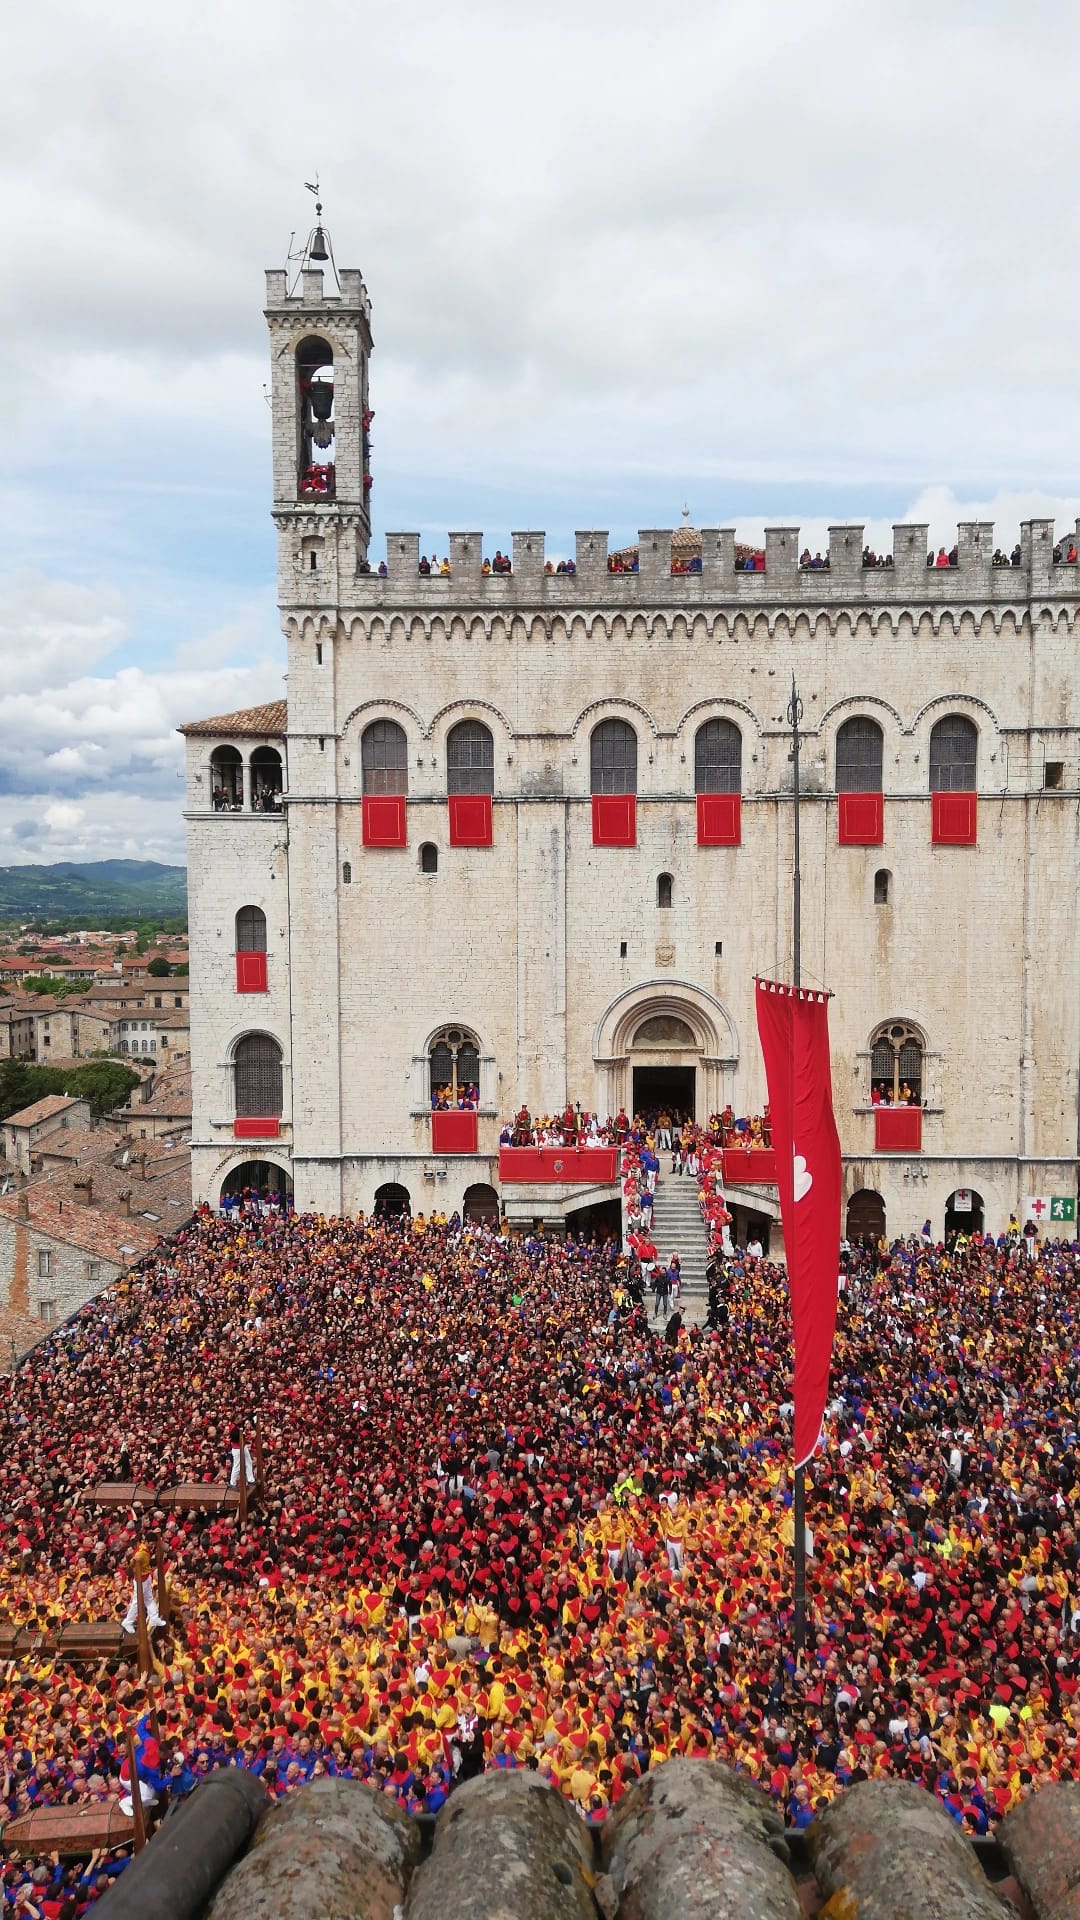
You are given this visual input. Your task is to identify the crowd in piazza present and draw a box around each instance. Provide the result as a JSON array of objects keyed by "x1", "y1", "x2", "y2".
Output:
[{"x1": 3, "y1": 1190, "x2": 1080, "y2": 1909}]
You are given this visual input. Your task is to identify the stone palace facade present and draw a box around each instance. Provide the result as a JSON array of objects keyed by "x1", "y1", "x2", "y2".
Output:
[{"x1": 180, "y1": 247, "x2": 1080, "y2": 1244}]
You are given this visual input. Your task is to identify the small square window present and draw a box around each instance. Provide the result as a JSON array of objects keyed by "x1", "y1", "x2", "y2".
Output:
[
  {"x1": 39, "y1": 1299, "x2": 55, "y2": 1324},
  {"x1": 86, "y1": 1260, "x2": 100, "y2": 1283},
  {"x1": 714, "y1": 941, "x2": 723, "y2": 956},
  {"x1": 619, "y1": 941, "x2": 628, "y2": 958},
  {"x1": 1044, "y1": 761, "x2": 1064, "y2": 790}
]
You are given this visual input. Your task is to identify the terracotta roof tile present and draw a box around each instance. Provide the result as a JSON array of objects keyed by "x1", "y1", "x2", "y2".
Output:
[
  {"x1": 178, "y1": 699, "x2": 287, "y2": 738},
  {"x1": 5, "y1": 1095, "x2": 86, "y2": 1130}
]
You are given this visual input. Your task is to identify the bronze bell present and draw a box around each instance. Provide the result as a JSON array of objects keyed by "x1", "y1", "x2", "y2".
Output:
[
  {"x1": 310, "y1": 225, "x2": 329, "y2": 262},
  {"x1": 309, "y1": 378, "x2": 334, "y2": 422}
]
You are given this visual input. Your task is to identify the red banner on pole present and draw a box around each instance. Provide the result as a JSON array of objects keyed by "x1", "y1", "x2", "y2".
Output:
[{"x1": 755, "y1": 978, "x2": 842, "y2": 1468}]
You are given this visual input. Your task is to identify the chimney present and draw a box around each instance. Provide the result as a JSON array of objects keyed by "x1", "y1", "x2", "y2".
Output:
[
  {"x1": 73, "y1": 1176, "x2": 92, "y2": 1207},
  {"x1": 117, "y1": 1188, "x2": 132, "y2": 1218},
  {"x1": 16, "y1": 1192, "x2": 28, "y2": 1221}
]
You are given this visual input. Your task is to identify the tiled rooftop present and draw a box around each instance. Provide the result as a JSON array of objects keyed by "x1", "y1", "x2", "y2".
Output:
[
  {"x1": 5, "y1": 1094, "x2": 85, "y2": 1130},
  {"x1": 179, "y1": 698, "x2": 287, "y2": 738}
]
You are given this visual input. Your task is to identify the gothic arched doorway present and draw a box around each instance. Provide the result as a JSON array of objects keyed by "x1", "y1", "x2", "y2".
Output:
[
  {"x1": 630, "y1": 1013, "x2": 700, "y2": 1125},
  {"x1": 846, "y1": 1189, "x2": 886, "y2": 1246}
]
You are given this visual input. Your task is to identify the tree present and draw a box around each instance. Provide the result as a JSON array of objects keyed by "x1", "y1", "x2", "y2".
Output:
[
  {"x1": 21, "y1": 974, "x2": 92, "y2": 999},
  {"x1": 147, "y1": 956, "x2": 171, "y2": 978},
  {"x1": 0, "y1": 1058, "x2": 140, "y2": 1123},
  {"x1": 68, "y1": 1060, "x2": 141, "y2": 1118}
]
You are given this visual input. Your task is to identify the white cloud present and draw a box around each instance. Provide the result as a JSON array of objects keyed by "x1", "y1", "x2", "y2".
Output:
[
  {"x1": 3, "y1": 0, "x2": 1080, "y2": 861},
  {"x1": 0, "y1": 575, "x2": 129, "y2": 694},
  {"x1": 42, "y1": 802, "x2": 85, "y2": 832}
]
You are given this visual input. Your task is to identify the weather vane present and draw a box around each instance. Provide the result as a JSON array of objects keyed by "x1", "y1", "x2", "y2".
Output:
[{"x1": 286, "y1": 176, "x2": 337, "y2": 293}]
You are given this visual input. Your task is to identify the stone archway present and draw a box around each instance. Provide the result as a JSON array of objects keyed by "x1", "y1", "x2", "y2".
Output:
[{"x1": 593, "y1": 980, "x2": 739, "y2": 1127}]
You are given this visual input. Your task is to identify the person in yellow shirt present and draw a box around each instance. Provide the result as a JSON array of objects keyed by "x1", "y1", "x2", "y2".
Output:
[{"x1": 663, "y1": 1493, "x2": 690, "y2": 1575}]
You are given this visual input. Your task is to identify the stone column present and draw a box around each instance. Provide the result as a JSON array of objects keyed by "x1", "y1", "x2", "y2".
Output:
[
  {"x1": 406, "y1": 1772, "x2": 595, "y2": 1920},
  {"x1": 599, "y1": 1757, "x2": 801, "y2": 1920},
  {"x1": 809, "y1": 1777, "x2": 1003, "y2": 1920},
  {"x1": 1000, "y1": 1778, "x2": 1080, "y2": 1919}
]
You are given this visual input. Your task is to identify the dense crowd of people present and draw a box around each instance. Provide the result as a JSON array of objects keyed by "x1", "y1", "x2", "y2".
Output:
[
  {"x1": 4, "y1": 1204, "x2": 1080, "y2": 1902},
  {"x1": 431, "y1": 1083, "x2": 479, "y2": 1113}
]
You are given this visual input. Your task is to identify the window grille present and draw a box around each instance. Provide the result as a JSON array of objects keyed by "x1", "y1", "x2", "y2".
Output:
[
  {"x1": 929, "y1": 716, "x2": 977, "y2": 791},
  {"x1": 235, "y1": 906, "x2": 267, "y2": 953},
  {"x1": 447, "y1": 721, "x2": 494, "y2": 795},
  {"x1": 590, "y1": 719, "x2": 637, "y2": 795},
  {"x1": 694, "y1": 719, "x2": 742, "y2": 794},
  {"x1": 836, "y1": 717, "x2": 884, "y2": 793},
  {"x1": 362, "y1": 719, "x2": 409, "y2": 795},
  {"x1": 235, "y1": 1034, "x2": 284, "y2": 1118},
  {"x1": 869, "y1": 1021, "x2": 923, "y2": 1104},
  {"x1": 429, "y1": 1028, "x2": 481, "y2": 1102},
  {"x1": 420, "y1": 843, "x2": 438, "y2": 874}
]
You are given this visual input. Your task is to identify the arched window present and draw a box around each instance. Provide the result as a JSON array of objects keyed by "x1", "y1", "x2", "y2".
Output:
[
  {"x1": 361, "y1": 719, "x2": 408, "y2": 795},
  {"x1": 210, "y1": 745, "x2": 243, "y2": 810},
  {"x1": 657, "y1": 873, "x2": 673, "y2": 909},
  {"x1": 420, "y1": 843, "x2": 438, "y2": 874},
  {"x1": 873, "y1": 869, "x2": 890, "y2": 905},
  {"x1": 591, "y1": 719, "x2": 637, "y2": 795},
  {"x1": 929, "y1": 715, "x2": 977, "y2": 791},
  {"x1": 234, "y1": 1034, "x2": 284, "y2": 1119},
  {"x1": 250, "y1": 746, "x2": 283, "y2": 812},
  {"x1": 870, "y1": 1021, "x2": 923, "y2": 1107},
  {"x1": 694, "y1": 719, "x2": 742, "y2": 794},
  {"x1": 235, "y1": 906, "x2": 267, "y2": 953},
  {"x1": 296, "y1": 336, "x2": 335, "y2": 499},
  {"x1": 342, "y1": 861, "x2": 352, "y2": 884},
  {"x1": 836, "y1": 716, "x2": 884, "y2": 793},
  {"x1": 429, "y1": 1026, "x2": 481, "y2": 1105},
  {"x1": 446, "y1": 720, "x2": 494, "y2": 794}
]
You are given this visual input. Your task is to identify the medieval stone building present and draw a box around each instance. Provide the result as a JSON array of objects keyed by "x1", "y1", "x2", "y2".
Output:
[{"x1": 180, "y1": 242, "x2": 1080, "y2": 1243}]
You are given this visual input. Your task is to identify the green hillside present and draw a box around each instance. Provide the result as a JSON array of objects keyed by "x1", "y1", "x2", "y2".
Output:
[{"x1": 0, "y1": 861, "x2": 187, "y2": 925}]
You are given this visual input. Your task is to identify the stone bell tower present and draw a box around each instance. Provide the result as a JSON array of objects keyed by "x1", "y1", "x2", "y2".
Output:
[
  {"x1": 259, "y1": 214, "x2": 376, "y2": 1219},
  {"x1": 264, "y1": 225, "x2": 374, "y2": 577}
]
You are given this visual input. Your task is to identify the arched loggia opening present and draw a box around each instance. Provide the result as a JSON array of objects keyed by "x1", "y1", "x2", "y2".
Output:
[
  {"x1": 210, "y1": 746, "x2": 243, "y2": 810},
  {"x1": 220, "y1": 1160, "x2": 293, "y2": 1206}
]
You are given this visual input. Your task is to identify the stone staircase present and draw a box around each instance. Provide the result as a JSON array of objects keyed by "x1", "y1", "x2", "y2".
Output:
[{"x1": 647, "y1": 1170, "x2": 712, "y2": 1325}]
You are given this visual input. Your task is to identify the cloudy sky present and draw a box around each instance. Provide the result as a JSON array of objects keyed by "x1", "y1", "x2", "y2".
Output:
[{"x1": 3, "y1": 0, "x2": 1079, "y2": 866}]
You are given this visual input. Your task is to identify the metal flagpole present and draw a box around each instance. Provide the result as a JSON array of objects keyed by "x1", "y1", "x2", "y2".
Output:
[{"x1": 787, "y1": 672, "x2": 807, "y2": 1659}]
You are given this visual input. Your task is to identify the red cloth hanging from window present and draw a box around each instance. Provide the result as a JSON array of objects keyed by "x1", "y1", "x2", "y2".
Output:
[
  {"x1": 235, "y1": 952, "x2": 267, "y2": 994},
  {"x1": 431, "y1": 1111, "x2": 478, "y2": 1154},
  {"x1": 875, "y1": 1107, "x2": 922, "y2": 1151},
  {"x1": 362, "y1": 795, "x2": 407, "y2": 847},
  {"x1": 932, "y1": 792, "x2": 977, "y2": 845},
  {"x1": 591, "y1": 795, "x2": 636, "y2": 846},
  {"x1": 837, "y1": 792, "x2": 883, "y2": 845},
  {"x1": 448, "y1": 795, "x2": 493, "y2": 846},
  {"x1": 233, "y1": 1117, "x2": 280, "y2": 1139},
  {"x1": 696, "y1": 793, "x2": 741, "y2": 846}
]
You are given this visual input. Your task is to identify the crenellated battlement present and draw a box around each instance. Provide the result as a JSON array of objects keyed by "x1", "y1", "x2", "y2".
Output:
[{"x1": 281, "y1": 517, "x2": 1080, "y2": 608}]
